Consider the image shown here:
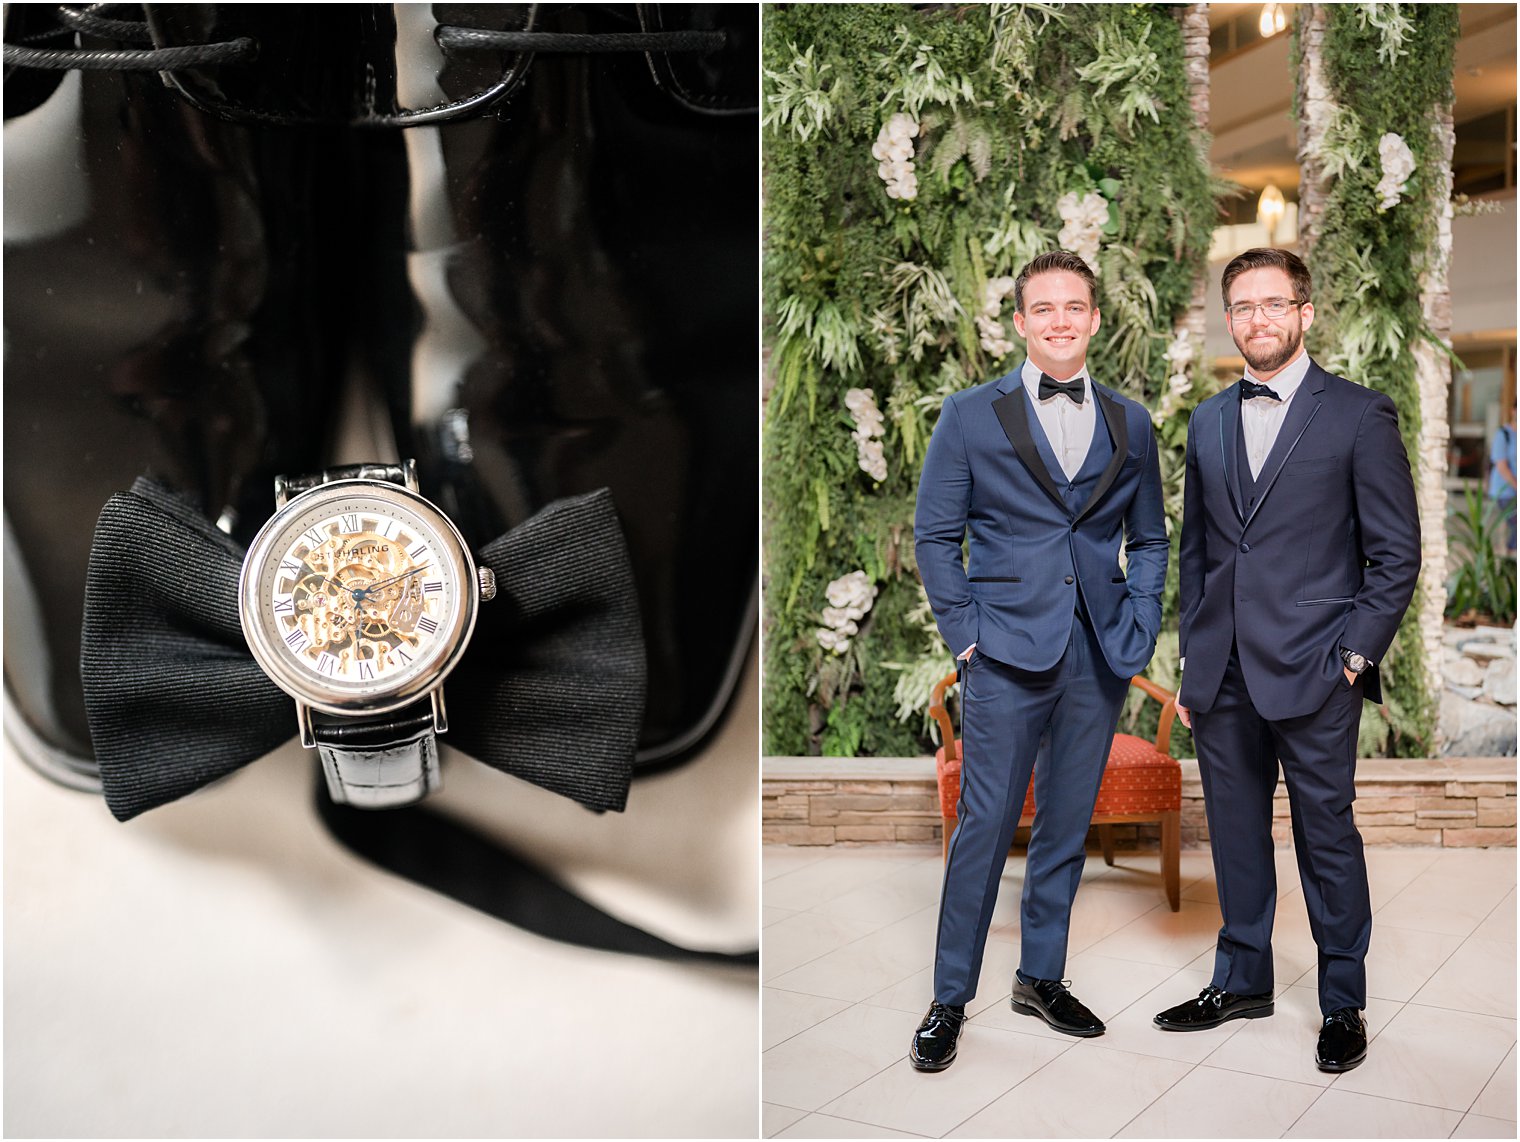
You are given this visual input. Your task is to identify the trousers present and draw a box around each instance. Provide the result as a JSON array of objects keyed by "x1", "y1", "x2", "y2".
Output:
[
  {"x1": 933, "y1": 612, "x2": 1128, "y2": 1003},
  {"x1": 1193, "y1": 646, "x2": 1371, "y2": 1013}
]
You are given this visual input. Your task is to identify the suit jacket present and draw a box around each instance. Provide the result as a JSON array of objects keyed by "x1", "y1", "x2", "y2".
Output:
[
  {"x1": 914, "y1": 365, "x2": 1168, "y2": 677},
  {"x1": 1178, "y1": 359, "x2": 1421, "y2": 720}
]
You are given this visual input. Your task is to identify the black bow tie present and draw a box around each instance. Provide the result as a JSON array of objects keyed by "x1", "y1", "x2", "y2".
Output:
[
  {"x1": 1241, "y1": 379, "x2": 1282, "y2": 402},
  {"x1": 81, "y1": 478, "x2": 646, "y2": 822},
  {"x1": 1038, "y1": 373, "x2": 1084, "y2": 404}
]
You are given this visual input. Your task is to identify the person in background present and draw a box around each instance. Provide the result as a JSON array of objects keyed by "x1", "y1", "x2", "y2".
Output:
[{"x1": 1487, "y1": 403, "x2": 1516, "y2": 555}]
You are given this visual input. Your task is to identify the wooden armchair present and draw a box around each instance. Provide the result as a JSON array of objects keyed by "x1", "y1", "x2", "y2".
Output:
[{"x1": 928, "y1": 671, "x2": 1182, "y2": 911}]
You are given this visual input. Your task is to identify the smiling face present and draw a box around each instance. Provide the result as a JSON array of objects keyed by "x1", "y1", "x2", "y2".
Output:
[
  {"x1": 1012, "y1": 269, "x2": 1100, "y2": 380},
  {"x1": 1226, "y1": 266, "x2": 1314, "y2": 380}
]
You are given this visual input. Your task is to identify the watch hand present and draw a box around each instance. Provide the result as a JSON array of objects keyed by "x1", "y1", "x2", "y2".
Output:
[
  {"x1": 364, "y1": 564, "x2": 431, "y2": 594},
  {"x1": 313, "y1": 572, "x2": 360, "y2": 601}
]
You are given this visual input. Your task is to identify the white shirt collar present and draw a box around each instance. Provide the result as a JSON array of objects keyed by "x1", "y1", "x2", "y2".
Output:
[
  {"x1": 1021, "y1": 359, "x2": 1092, "y2": 402},
  {"x1": 1243, "y1": 350, "x2": 1311, "y2": 403}
]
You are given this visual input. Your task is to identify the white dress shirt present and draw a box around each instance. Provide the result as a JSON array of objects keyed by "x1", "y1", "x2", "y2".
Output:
[
  {"x1": 1022, "y1": 359, "x2": 1097, "y2": 481},
  {"x1": 1182, "y1": 349, "x2": 1314, "y2": 677},
  {"x1": 1241, "y1": 350, "x2": 1312, "y2": 479}
]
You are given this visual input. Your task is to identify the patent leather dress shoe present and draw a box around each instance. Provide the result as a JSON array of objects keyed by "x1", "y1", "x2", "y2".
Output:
[
  {"x1": 1316, "y1": 1007, "x2": 1368, "y2": 1072},
  {"x1": 1153, "y1": 985, "x2": 1274, "y2": 1031},
  {"x1": 1010, "y1": 973, "x2": 1106, "y2": 1037},
  {"x1": 909, "y1": 1002, "x2": 966, "y2": 1072}
]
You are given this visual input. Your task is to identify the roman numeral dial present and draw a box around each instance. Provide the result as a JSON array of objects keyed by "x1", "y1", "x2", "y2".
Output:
[{"x1": 241, "y1": 482, "x2": 479, "y2": 713}]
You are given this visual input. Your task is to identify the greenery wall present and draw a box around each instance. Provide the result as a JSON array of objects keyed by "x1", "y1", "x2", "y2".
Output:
[
  {"x1": 1296, "y1": 4, "x2": 1459, "y2": 755},
  {"x1": 762, "y1": 4, "x2": 1217, "y2": 756},
  {"x1": 762, "y1": 3, "x2": 1458, "y2": 760}
]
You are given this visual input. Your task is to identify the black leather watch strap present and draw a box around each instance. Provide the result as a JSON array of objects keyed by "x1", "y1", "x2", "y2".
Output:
[
  {"x1": 282, "y1": 461, "x2": 442, "y2": 809},
  {"x1": 311, "y1": 701, "x2": 441, "y2": 809},
  {"x1": 279, "y1": 463, "x2": 410, "y2": 504}
]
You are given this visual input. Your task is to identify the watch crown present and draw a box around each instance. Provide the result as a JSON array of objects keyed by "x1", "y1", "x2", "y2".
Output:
[{"x1": 478, "y1": 566, "x2": 497, "y2": 602}]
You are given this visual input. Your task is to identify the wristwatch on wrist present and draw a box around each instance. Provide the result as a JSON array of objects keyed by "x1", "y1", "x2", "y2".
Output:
[
  {"x1": 1339, "y1": 647, "x2": 1371, "y2": 675},
  {"x1": 238, "y1": 461, "x2": 495, "y2": 808}
]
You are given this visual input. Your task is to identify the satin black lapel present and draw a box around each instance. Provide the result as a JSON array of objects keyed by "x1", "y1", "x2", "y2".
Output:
[
  {"x1": 1244, "y1": 383, "x2": 1323, "y2": 528},
  {"x1": 1220, "y1": 392, "x2": 1245, "y2": 523},
  {"x1": 1073, "y1": 389, "x2": 1129, "y2": 524},
  {"x1": 992, "y1": 388, "x2": 1068, "y2": 514}
]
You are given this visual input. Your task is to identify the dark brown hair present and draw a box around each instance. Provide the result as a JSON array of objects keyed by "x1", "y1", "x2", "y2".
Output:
[
  {"x1": 1220, "y1": 247, "x2": 1312, "y2": 308},
  {"x1": 1013, "y1": 251, "x2": 1099, "y2": 313}
]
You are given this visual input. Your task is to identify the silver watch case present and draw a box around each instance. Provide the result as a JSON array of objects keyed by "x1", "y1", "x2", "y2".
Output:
[{"x1": 238, "y1": 477, "x2": 481, "y2": 720}]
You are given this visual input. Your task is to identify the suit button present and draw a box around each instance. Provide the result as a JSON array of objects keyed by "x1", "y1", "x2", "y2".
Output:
[
  {"x1": 1064, "y1": 575, "x2": 1074, "y2": 584},
  {"x1": 1239, "y1": 542, "x2": 1250, "y2": 553}
]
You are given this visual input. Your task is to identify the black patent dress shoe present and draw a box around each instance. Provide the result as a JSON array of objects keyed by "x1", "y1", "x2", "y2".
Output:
[
  {"x1": 4, "y1": 5, "x2": 342, "y2": 789},
  {"x1": 1153, "y1": 985, "x2": 1275, "y2": 1030},
  {"x1": 909, "y1": 1002, "x2": 966, "y2": 1072},
  {"x1": 1010, "y1": 972, "x2": 1106, "y2": 1037},
  {"x1": 1316, "y1": 1007, "x2": 1368, "y2": 1072},
  {"x1": 372, "y1": 4, "x2": 760, "y2": 776}
]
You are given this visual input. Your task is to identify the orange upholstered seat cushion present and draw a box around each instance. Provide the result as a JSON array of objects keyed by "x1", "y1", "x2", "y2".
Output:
[
  {"x1": 934, "y1": 745, "x2": 962, "y2": 819},
  {"x1": 1092, "y1": 734, "x2": 1183, "y2": 814},
  {"x1": 935, "y1": 732, "x2": 1180, "y2": 820}
]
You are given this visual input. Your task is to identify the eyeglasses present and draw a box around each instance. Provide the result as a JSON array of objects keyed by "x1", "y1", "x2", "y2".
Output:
[{"x1": 1226, "y1": 298, "x2": 1301, "y2": 321}]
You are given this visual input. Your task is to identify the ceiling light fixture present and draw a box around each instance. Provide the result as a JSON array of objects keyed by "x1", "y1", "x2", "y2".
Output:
[
  {"x1": 1259, "y1": 3, "x2": 1287, "y2": 38},
  {"x1": 1258, "y1": 184, "x2": 1287, "y2": 246}
]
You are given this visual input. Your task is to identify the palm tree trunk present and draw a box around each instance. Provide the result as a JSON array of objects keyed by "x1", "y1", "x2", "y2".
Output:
[
  {"x1": 1178, "y1": 4, "x2": 1210, "y2": 350},
  {"x1": 1294, "y1": 4, "x2": 1333, "y2": 260},
  {"x1": 1415, "y1": 104, "x2": 1456, "y2": 742}
]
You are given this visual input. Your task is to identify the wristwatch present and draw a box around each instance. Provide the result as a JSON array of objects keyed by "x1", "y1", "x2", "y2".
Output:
[
  {"x1": 1339, "y1": 647, "x2": 1371, "y2": 675},
  {"x1": 238, "y1": 461, "x2": 495, "y2": 808}
]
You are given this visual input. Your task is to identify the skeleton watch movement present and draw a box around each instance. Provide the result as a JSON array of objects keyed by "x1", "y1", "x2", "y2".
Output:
[{"x1": 238, "y1": 462, "x2": 494, "y2": 808}]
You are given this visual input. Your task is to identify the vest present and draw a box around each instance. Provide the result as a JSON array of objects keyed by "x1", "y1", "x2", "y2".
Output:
[{"x1": 1236, "y1": 409, "x2": 1259, "y2": 514}]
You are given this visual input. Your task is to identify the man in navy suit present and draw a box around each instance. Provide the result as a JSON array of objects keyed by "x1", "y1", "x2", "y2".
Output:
[
  {"x1": 909, "y1": 251, "x2": 1167, "y2": 1071},
  {"x1": 1153, "y1": 248, "x2": 1420, "y2": 1073}
]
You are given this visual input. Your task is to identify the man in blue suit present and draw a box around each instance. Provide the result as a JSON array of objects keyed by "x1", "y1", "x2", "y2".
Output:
[
  {"x1": 1153, "y1": 248, "x2": 1420, "y2": 1074},
  {"x1": 909, "y1": 251, "x2": 1168, "y2": 1071}
]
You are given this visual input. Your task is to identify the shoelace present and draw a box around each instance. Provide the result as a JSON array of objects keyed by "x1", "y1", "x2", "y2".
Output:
[
  {"x1": 3, "y1": 3, "x2": 256, "y2": 70},
  {"x1": 4, "y1": 3, "x2": 725, "y2": 73},
  {"x1": 1022, "y1": 975, "x2": 1075, "y2": 995},
  {"x1": 435, "y1": 27, "x2": 727, "y2": 56}
]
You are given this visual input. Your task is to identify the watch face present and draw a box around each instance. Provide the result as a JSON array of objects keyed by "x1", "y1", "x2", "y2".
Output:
[{"x1": 239, "y1": 480, "x2": 479, "y2": 715}]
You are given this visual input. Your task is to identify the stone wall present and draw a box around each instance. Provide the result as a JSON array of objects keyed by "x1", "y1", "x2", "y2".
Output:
[
  {"x1": 763, "y1": 757, "x2": 1516, "y2": 849},
  {"x1": 764, "y1": 776, "x2": 943, "y2": 845},
  {"x1": 1440, "y1": 624, "x2": 1517, "y2": 756}
]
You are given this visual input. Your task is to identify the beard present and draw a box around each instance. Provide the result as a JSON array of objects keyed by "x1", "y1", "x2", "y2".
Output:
[{"x1": 1235, "y1": 322, "x2": 1303, "y2": 375}]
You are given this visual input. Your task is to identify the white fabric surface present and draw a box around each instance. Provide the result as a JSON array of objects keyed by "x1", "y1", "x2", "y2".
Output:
[{"x1": 4, "y1": 656, "x2": 760, "y2": 1138}]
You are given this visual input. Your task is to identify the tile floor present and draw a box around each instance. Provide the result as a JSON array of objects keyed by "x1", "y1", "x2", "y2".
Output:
[{"x1": 763, "y1": 844, "x2": 1516, "y2": 1139}]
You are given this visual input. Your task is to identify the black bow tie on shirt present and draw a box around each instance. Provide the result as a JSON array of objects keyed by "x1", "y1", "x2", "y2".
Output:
[
  {"x1": 80, "y1": 477, "x2": 646, "y2": 822},
  {"x1": 1241, "y1": 379, "x2": 1282, "y2": 402},
  {"x1": 1038, "y1": 373, "x2": 1084, "y2": 404}
]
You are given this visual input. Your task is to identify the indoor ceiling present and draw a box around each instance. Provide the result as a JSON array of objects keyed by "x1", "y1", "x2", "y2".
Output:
[{"x1": 1208, "y1": 3, "x2": 1516, "y2": 201}]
